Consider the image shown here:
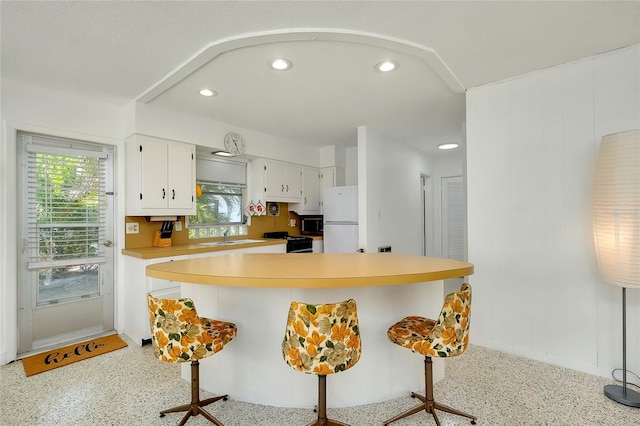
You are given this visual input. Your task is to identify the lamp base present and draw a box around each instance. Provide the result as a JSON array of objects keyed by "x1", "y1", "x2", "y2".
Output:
[{"x1": 604, "y1": 384, "x2": 640, "y2": 407}]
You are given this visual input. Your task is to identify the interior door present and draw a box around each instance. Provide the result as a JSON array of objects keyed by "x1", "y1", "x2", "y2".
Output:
[
  {"x1": 17, "y1": 133, "x2": 115, "y2": 354},
  {"x1": 441, "y1": 176, "x2": 464, "y2": 294}
]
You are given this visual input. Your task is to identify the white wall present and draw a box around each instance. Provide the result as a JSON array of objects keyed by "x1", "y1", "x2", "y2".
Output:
[
  {"x1": 357, "y1": 126, "x2": 434, "y2": 255},
  {"x1": 345, "y1": 146, "x2": 358, "y2": 186},
  {"x1": 466, "y1": 45, "x2": 640, "y2": 378},
  {"x1": 130, "y1": 102, "x2": 321, "y2": 166}
]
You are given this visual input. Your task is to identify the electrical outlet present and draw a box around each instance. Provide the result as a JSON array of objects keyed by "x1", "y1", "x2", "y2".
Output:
[
  {"x1": 126, "y1": 222, "x2": 139, "y2": 234},
  {"x1": 174, "y1": 220, "x2": 182, "y2": 231},
  {"x1": 289, "y1": 219, "x2": 296, "y2": 227}
]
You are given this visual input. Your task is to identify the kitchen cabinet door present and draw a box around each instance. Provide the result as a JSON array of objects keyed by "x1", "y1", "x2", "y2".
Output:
[
  {"x1": 264, "y1": 160, "x2": 285, "y2": 199},
  {"x1": 126, "y1": 135, "x2": 195, "y2": 216},
  {"x1": 252, "y1": 159, "x2": 302, "y2": 202},
  {"x1": 167, "y1": 142, "x2": 195, "y2": 209},
  {"x1": 283, "y1": 163, "x2": 302, "y2": 198},
  {"x1": 139, "y1": 138, "x2": 169, "y2": 209},
  {"x1": 288, "y1": 166, "x2": 321, "y2": 214}
]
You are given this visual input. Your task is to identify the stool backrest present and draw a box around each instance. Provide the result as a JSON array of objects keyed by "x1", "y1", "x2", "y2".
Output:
[
  {"x1": 282, "y1": 299, "x2": 361, "y2": 375},
  {"x1": 422, "y1": 283, "x2": 472, "y2": 358},
  {"x1": 148, "y1": 294, "x2": 217, "y2": 363}
]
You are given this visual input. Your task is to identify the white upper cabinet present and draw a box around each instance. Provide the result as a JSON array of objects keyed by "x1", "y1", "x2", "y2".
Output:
[
  {"x1": 251, "y1": 159, "x2": 302, "y2": 203},
  {"x1": 289, "y1": 166, "x2": 321, "y2": 215},
  {"x1": 126, "y1": 135, "x2": 196, "y2": 216}
]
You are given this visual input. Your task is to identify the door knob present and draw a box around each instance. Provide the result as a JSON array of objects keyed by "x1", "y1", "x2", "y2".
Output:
[{"x1": 104, "y1": 240, "x2": 113, "y2": 247}]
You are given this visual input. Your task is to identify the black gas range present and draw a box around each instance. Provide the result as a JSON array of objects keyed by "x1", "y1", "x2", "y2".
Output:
[{"x1": 263, "y1": 231, "x2": 313, "y2": 253}]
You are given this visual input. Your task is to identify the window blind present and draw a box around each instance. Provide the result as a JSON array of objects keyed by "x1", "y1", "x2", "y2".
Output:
[
  {"x1": 196, "y1": 157, "x2": 246, "y2": 186},
  {"x1": 25, "y1": 141, "x2": 108, "y2": 269}
]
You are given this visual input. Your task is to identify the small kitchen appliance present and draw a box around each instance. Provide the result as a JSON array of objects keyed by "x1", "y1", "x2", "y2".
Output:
[{"x1": 299, "y1": 215, "x2": 323, "y2": 236}]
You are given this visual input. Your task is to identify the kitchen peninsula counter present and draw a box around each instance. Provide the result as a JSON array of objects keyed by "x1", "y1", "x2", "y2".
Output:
[
  {"x1": 146, "y1": 253, "x2": 474, "y2": 408},
  {"x1": 145, "y1": 252, "x2": 473, "y2": 287}
]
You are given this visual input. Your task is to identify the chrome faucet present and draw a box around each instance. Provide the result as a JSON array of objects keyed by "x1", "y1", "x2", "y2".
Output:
[{"x1": 223, "y1": 229, "x2": 230, "y2": 244}]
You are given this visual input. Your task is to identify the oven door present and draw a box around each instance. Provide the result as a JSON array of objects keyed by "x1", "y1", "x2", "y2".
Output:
[{"x1": 287, "y1": 238, "x2": 314, "y2": 253}]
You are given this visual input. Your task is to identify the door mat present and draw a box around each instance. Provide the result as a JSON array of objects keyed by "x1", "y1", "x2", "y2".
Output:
[{"x1": 22, "y1": 334, "x2": 128, "y2": 377}]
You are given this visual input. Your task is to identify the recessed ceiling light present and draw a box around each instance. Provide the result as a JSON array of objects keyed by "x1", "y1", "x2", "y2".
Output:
[
  {"x1": 438, "y1": 143, "x2": 459, "y2": 150},
  {"x1": 375, "y1": 60, "x2": 398, "y2": 72},
  {"x1": 212, "y1": 150, "x2": 234, "y2": 157},
  {"x1": 199, "y1": 89, "x2": 216, "y2": 97},
  {"x1": 270, "y1": 58, "x2": 292, "y2": 71}
]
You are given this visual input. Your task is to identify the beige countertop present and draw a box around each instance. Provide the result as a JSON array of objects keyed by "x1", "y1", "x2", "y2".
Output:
[
  {"x1": 145, "y1": 253, "x2": 474, "y2": 288},
  {"x1": 121, "y1": 239, "x2": 286, "y2": 259}
]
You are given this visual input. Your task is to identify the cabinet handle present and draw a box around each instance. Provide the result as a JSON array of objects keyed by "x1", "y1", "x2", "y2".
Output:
[
  {"x1": 162, "y1": 188, "x2": 166, "y2": 199},
  {"x1": 286, "y1": 184, "x2": 289, "y2": 192},
  {"x1": 172, "y1": 189, "x2": 175, "y2": 200},
  {"x1": 281, "y1": 184, "x2": 285, "y2": 193},
  {"x1": 304, "y1": 197, "x2": 307, "y2": 205}
]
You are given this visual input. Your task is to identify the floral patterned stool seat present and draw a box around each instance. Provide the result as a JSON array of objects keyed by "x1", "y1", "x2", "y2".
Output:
[
  {"x1": 148, "y1": 294, "x2": 237, "y2": 426},
  {"x1": 282, "y1": 299, "x2": 361, "y2": 426},
  {"x1": 383, "y1": 283, "x2": 477, "y2": 426}
]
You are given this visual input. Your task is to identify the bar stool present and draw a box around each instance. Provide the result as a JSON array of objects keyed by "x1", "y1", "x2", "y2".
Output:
[
  {"x1": 148, "y1": 294, "x2": 237, "y2": 426},
  {"x1": 383, "y1": 283, "x2": 477, "y2": 426},
  {"x1": 282, "y1": 299, "x2": 361, "y2": 426}
]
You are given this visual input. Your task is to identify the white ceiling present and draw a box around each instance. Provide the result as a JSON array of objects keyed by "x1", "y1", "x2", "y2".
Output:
[{"x1": 2, "y1": 1, "x2": 639, "y2": 156}]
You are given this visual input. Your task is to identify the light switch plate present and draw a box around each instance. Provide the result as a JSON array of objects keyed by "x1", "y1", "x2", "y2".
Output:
[{"x1": 175, "y1": 220, "x2": 183, "y2": 231}]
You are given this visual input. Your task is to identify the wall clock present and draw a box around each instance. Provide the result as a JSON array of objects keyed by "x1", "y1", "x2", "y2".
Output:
[{"x1": 224, "y1": 132, "x2": 246, "y2": 155}]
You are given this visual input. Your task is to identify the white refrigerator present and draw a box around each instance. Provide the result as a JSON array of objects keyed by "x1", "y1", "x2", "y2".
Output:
[{"x1": 323, "y1": 185, "x2": 359, "y2": 253}]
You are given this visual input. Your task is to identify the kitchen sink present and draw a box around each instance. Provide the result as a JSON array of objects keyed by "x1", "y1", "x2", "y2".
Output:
[{"x1": 198, "y1": 239, "x2": 267, "y2": 246}]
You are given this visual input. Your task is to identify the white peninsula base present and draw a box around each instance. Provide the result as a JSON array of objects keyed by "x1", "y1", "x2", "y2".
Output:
[{"x1": 179, "y1": 280, "x2": 446, "y2": 408}]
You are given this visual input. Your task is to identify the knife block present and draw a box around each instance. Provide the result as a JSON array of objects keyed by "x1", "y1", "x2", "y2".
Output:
[{"x1": 152, "y1": 230, "x2": 172, "y2": 247}]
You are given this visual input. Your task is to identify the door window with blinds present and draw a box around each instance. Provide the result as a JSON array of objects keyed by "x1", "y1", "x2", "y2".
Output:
[
  {"x1": 188, "y1": 157, "x2": 247, "y2": 239},
  {"x1": 23, "y1": 136, "x2": 109, "y2": 305}
]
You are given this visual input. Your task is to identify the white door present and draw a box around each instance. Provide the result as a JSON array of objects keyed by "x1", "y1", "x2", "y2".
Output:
[
  {"x1": 441, "y1": 176, "x2": 464, "y2": 294},
  {"x1": 17, "y1": 133, "x2": 115, "y2": 354},
  {"x1": 421, "y1": 174, "x2": 434, "y2": 257}
]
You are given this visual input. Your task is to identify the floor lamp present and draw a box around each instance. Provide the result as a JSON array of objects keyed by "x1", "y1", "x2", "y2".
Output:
[{"x1": 592, "y1": 129, "x2": 640, "y2": 407}]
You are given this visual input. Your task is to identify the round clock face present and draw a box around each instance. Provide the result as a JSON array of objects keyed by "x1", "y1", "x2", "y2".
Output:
[{"x1": 224, "y1": 132, "x2": 246, "y2": 155}]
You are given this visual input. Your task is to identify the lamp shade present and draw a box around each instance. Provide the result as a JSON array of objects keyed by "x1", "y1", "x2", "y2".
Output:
[{"x1": 592, "y1": 130, "x2": 640, "y2": 288}]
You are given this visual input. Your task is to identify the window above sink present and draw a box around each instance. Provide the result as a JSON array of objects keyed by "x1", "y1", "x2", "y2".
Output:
[{"x1": 188, "y1": 155, "x2": 249, "y2": 240}]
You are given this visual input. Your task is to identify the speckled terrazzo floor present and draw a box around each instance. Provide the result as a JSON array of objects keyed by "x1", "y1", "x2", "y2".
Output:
[{"x1": 0, "y1": 335, "x2": 638, "y2": 425}]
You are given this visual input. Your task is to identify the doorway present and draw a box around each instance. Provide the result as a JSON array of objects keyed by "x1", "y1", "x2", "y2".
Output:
[
  {"x1": 441, "y1": 176, "x2": 464, "y2": 294},
  {"x1": 420, "y1": 174, "x2": 434, "y2": 257},
  {"x1": 17, "y1": 132, "x2": 115, "y2": 355}
]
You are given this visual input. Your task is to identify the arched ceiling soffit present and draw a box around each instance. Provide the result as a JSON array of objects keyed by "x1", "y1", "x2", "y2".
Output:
[{"x1": 136, "y1": 29, "x2": 465, "y2": 104}]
